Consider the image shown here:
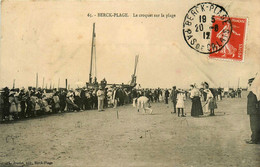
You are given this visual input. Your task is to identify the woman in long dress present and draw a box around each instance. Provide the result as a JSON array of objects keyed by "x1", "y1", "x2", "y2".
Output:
[
  {"x1": 9, "y1": 91, "x2": 17, "y2": 120},
  {"x1": 204, "y1": 90, "x2": 218, "y2": 116},
  {"x1": 190, "y1": 84, "x2": 203, "y2": 117}
]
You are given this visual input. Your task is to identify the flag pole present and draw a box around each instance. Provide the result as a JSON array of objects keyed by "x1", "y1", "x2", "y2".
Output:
[
  {"x1": 58, "y1": 78, "x2": 60, "y2": 89},
  {"x1": 42, "y1": 77, "x2": 45, "y2": 89},
  {"x1": 237, "y1": 77, "x2": 240, "y2": 89},
  {"x1": 65, "y1": 79, "x2": 68, "y2": 90},
  {"x1": 36, "y1": 73, "x2": 38, "y2": 88},
  {"x1": 13, "y1": 79, "x2": 15, "y2": 89}
]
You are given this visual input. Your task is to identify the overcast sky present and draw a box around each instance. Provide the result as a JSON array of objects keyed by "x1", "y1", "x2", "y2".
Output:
[{"x1": 0, "y1": 0, "x2": 259, "y2": 89}]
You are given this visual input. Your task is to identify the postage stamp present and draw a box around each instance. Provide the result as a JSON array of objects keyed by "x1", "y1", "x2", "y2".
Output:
[
  {"x1": 183, "y1": 2, "x2": 232, "y2": 54},
  {"x1": 209, "y1": 17, "x2": 247, "y2": 61}
]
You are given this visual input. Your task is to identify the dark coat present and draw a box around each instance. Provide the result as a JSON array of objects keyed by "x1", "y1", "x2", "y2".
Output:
[
  {"x1": 132, "y1": 89, "x2": 137, "y2": 98},
  {"x1": 165, "y1": 90, "x2": 169, "y2": 98},
  {"x1": 247, "y1": 91, "x2": 260, "y2": 115},
  {"x1": 170, "y1": 89, "x2": 178, "y2": 102}
]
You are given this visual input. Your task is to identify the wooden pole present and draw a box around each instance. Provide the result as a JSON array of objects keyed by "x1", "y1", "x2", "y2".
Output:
[
  {"x1": 58, "y1": 78, "x2": 60, "y2": 89},
  {"x1": 89, "y1": 23, "x2": 95, "y2": 84},
  {"x1": 42, "y1": 77, "x2": 45, "y2": 89},
  {"x1": 36, "y1": 73, "x2": 38, "y2": 88},
  {"x1": 13, "y1": 79, "x2": 15, "y2": 89},
  {"x1": 65, "y1": 79, "x2": 68, "y2": 90},
  {"x1": 237, "y1": 77, "x2": 240, "y2": 89}
]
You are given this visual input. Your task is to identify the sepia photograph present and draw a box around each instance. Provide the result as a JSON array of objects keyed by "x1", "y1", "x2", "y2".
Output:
[{"x1": 0, "y1": 0, "x2": 259, "y2": 166}]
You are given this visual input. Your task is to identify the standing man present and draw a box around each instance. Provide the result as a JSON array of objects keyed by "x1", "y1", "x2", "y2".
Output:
[
  {"x1": 246, "y1": 74, "x2": 260, "y2": 144},
  {"x1": 165, "y1": 89, "x2": 169, "y2": 104},
  {"x1": 97, "y1": 86, "x2": 105, "y2": 112},
  {"x1": 0, "y1": 89, "x2": 4, "y2": 121},
  {"x1": 237, "y1": 88, "x2": 242, "y2": 98},
  {"x1": 104, "y1": 88, "x2": 108, "y2": 108},
  {"x1": 170, "y1": 86, "x2": 178, "y2": 114},
  {"x1": 60, "y1": 89, "x2": 67, "y2": 112},
  {"x1": 19, "y1": 88, "x2": 26, "y2": 118},
  {"x1": 157, "y1": 88, "x2": 161, "y2": 102}
]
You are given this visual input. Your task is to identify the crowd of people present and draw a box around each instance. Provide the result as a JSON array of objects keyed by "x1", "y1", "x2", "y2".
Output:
[
  {"x1": 166, "y1": 82, "x2": 219, "y2": 118},
  {"x1": 1, "y1": 78, "x2": 258, "y2": 146},
  {"x1": 0, "y1": 85, "x2": 129, "y2": 122},
  {"x1": 0, "y1": 85, "x2": 172, "y2": 122},
  {"x1": 0, "y1": 82, "x2": 243, "y2": 122},
  {"x1": 166, "y1": 83, "x2": 243, "y2": 117}
]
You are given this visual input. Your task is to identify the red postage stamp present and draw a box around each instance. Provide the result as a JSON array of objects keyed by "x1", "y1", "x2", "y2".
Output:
[{"x1": 209, "y1": 17, "x2": 247, "y2": 61}]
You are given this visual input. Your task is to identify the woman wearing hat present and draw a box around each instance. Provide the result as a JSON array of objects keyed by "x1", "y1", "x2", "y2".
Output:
[
  {"x1": 9, "y1": 90, "x2": 18, "y2": 120},
  {"x1": 203, "y1": 82, "x2": 217, "y2": 116},
  {"x1": 190, "y1": 84, "x2": 203, "y2": 117}
]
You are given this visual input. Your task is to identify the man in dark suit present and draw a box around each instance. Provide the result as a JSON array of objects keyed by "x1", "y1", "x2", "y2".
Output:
[
  {"x1": 246, "y1": 91, "x2": 260, "y2": 144},
  {"x1": 165, "y1": 89, "x2": 169, "y2": 104},
  {"x1": 246, "y1": 75, "x2": 260, "y2": 144},
  {"x1": 170, "y1": 86, "x2": 178, "y2": 114}
]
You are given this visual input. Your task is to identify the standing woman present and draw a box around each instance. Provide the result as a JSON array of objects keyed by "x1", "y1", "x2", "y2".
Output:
[
  {"x1": 190, "y1": 84, "x2": 203, "y2": 117},
  {"x1": 204, "y1": 85, "x2": 217, "y2": 116},
  {"x1": 53, "y1": 91, "x2": 61, "y2": 113},
  {"x1": 9, "y1": 91, "x2": 17, "y2": 120}
]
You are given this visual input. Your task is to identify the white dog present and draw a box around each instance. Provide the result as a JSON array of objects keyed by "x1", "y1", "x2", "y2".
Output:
[{"x1": 133, "y1": 96, "x2": 153, "y2": 114}]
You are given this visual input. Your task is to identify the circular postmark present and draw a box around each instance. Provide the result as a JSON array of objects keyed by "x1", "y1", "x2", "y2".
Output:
[{"x1": 183, "y1": 2, "x2": 232, "y2": 54}]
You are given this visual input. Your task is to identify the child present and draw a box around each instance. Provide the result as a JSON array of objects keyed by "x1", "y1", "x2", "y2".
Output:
[{"x1": 176, "y1": 89, "x2": 186, "y2": 117}]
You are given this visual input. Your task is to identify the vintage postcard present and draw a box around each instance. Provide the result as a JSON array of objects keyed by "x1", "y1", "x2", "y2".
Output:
[{"x1": 0, "y1": 0, "x2": 259, "y2": 166}]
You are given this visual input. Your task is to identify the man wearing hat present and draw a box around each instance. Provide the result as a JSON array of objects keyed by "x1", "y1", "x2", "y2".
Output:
[
  {"x1": 170, "y1": 86, "x2": 178, "y2": 114},
  {"x1": 246, "y1": 74, "x2": 260, "y2": 144},
  {"x1": 97, "y1": 86, "x2": 105, "y2": 112},
  {"x1": 19, "y1": 87, "x2": 26, "y2": 118},
  {"x1": 0, "y1": 89, "x2": 4, "y2": 121},
  {"x1": 165, "y1": 89, "x2": 169, "y2": 104},
  {"x1": 2, "y1": 87, "x2": 10, "y2": 121}
]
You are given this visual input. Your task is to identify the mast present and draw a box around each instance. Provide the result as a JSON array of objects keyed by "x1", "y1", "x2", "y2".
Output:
[
  {"x1": 133, "y1": 55, "x2": 139, "y2": 76},
  {"x1": 42, "y1": 77, "x2": 45, "y2": 89},
  {"x1": 13, "y1": 79, "x2": 15, "y2": 89},
  {"x1": 130, "y1": 55, "x2": 139, "y2": 87},
  {"x1": 58, "y1": 78, "x2": 60, "y2": 89},
  {"x1": 237, "y1": 77, "x2": 240, "y2": 89},
  {"x1": 36, "y1": 73, "x2": 38, "y2": 88},
  {"x1": 65, "y1": 79, "x2": 68, "y2": 90},
  {"x1": 89, "y1": 23, "x2": 96, "y2": 84}
]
